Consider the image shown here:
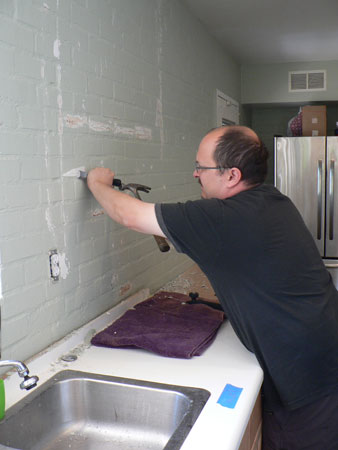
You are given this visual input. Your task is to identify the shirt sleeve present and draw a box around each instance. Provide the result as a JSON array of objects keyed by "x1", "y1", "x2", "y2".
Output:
[
  {"x1": 155, "y1": 199, "x2": 223, "y2": 264},
  {"x1": 155, "y1": 202, "x2": 184, "y2": 253}
]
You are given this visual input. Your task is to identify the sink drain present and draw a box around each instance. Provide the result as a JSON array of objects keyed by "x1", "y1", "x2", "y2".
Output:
[{"x1": 61, "y1": 354, "x2": 77, "y2": 362}]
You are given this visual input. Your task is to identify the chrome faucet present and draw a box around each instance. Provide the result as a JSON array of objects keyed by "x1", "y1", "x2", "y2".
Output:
[{"x1": 0, "y1": 360, "x2": 39, "y2": 390}]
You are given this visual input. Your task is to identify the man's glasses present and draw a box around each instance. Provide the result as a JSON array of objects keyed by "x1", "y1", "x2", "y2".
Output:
[{"x1": 194, "y1": 162, "x2": 227, "y2": 173}]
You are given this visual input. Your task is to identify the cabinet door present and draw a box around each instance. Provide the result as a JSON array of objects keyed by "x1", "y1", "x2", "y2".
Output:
[{"x1": 274, "y1": 136, "x2": 326, "y2": 256}]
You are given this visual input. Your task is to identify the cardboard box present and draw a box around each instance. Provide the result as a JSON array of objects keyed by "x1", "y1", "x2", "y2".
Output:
[{"x1": 302, "y1": 105, "x2": 327, "y2": 136}]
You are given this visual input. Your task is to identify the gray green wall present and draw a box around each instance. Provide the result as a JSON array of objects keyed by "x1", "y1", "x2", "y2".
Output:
[
  {"x1": 0, "y1": 0, "x2": 240, "y2": 361},
  {"x1": 241, "y1": 60, "x2": 338, "y2": 184},
  {"x1": 241, "y1": 60, "x2": 338, "y2": 104}
]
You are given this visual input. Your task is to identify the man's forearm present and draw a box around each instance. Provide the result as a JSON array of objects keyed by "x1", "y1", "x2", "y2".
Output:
[
  {"x1": 87, "y1": 178, "x2": 146, "y2": 229},
  {"x1": 87, "y1": 169, "x2": 165, "y2": 237}
]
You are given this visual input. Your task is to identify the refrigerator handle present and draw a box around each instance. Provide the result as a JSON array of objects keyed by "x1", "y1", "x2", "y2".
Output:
[
  {"x1": 329, "y1": 160, "x2": 335, "y2": 240},
  {"x1": 317, "y1": 160, "x2": 323, "y2": 240},
  {"x1": 325, "y1": 263, "x2": 338, "y2": 268}
]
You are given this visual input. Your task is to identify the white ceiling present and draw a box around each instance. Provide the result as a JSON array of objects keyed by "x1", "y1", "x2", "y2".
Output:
[{"x1": 182, "y1": 0, "x2": 338, "y2": 64}]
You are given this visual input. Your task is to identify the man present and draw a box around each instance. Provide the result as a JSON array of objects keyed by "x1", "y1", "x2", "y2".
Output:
[{"x1": 88, "y1": 126, "x2": 338, "y2": 450}]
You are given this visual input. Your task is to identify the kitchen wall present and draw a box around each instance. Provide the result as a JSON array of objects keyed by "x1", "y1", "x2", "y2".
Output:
[
  {"x1": 241, "y1": 60, "x2": 338, "y2": 184},
  {"x1": 0, "y1": 0, "x2": 240, "y2": 361},
  {"x1": 241, "y1": 60, "x2": 338, "y2": 104}
]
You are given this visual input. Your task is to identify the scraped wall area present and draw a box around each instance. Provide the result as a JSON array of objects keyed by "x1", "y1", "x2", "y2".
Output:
[{"x1": 0, "y1": 0, "x2": 240, "y2": 361}]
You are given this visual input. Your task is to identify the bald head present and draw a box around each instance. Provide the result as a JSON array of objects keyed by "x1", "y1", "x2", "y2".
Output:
[
  {"x1": 207, "y1": 125, "x2": 259, "y2": 143},
  {"x1": 206, "y1": 125, "x2": 268, "y2": 186}
]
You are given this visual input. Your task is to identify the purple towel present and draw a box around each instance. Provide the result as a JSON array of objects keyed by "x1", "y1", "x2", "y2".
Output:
[{"x1": 91, "y1": 291, "x2": 225, "y2": 358}]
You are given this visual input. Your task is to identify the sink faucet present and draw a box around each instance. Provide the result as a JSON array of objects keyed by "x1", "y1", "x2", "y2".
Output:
[{"x1": 0, "y1": 360, "x2": 39, "y2": 390}]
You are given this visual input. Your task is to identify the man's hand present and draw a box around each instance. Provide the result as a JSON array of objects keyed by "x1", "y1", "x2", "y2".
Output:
[
  {"x1": 86, "y1": 167, "x2": 166, "y2": 238},
  {"x1": 87, "y1": 167, "x2": 115, "y2": 189}
]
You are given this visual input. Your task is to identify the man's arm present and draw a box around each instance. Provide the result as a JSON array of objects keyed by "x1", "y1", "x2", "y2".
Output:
[{"x1": 87, "y1": 168, "x2": 166, "y2": 238}]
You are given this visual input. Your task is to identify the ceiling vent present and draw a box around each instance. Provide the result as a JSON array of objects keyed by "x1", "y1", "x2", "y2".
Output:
[{"x1": 289, "y1": 70, "x2": 326, "y2": 92}]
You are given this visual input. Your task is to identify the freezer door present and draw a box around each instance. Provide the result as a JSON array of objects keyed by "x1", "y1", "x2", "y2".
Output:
[
  {"x1": 274, "y1": 136, "x2": 326, "y2": 256},
  {"x1": 325, "y1": 137, "x2": 338, "y2": 257}
]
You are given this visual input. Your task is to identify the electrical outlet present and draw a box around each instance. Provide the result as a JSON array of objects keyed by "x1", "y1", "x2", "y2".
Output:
[{"x1": 49, "y1": 250, "x2": 60, "y2": 281}]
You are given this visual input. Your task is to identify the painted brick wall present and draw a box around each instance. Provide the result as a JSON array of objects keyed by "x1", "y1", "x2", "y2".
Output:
[{"x1": 0, "y1": 0, "x2": 240, "y2": 361}]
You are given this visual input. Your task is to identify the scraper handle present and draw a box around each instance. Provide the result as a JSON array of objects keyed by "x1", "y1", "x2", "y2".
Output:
[
  {"x1": 112, "y1": 178, "x2": 122, "y2": 188},
  {"x1": 78, "y1": 170, "x2": 122, "y2": 188}
]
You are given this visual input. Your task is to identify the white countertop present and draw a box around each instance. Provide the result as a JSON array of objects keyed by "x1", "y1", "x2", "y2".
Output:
[{"x1": 3, "y1": 289, "x2": 263, "y2": 450}]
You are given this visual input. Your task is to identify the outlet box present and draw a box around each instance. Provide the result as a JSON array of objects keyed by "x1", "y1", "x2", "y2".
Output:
[{"x1": 49, "y1": 250, "x2": 60, "y2": 281}]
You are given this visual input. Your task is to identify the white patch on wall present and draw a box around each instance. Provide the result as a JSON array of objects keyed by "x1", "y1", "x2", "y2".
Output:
[
  {"x1": 57, "y1": 94, "x2": 63, "y2": 109},
  {"x1": 63, "y1": 114, "x2": 152, "y2": 140},
  {"x1": 89, "y1": 119, "x2": 111, "y2": 132},
  {"x1": 53, "y1": 39, "x2": 61, "y2": 59},
  {"x1": 65, "y1": 114, "x2": 87, "y2": 129},
  {"x1": 58, "y1": 252, "x2": 70, "y2": 279},
  {"x1": 56, "y1": 65, "x2": 63, "y2": 136},
  {"x1": 63, "y1": 166, "x2": 86, "y2": 178},
  {"x1": 92, "y1": 208, "x2": 105, "y2": 217}
]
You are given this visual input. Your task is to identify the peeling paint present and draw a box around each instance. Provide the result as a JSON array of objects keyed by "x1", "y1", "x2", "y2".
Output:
[
  {"x1": 113, "y1": 124, "x2": 152, "y2": 140},
  {"x1": 57, "y1": 94, "x2": 63, "y2": 109},
  {"x1": 53, "y1": 39, "x2": 61, "y2": 59},
  {"x1": 56, "y1": 65, "x2": 63, "y2": 136},
  {"x1": 58, "y1": 252, "x2": 70, "y2": 279},
  {"x1": 65, "y1": 114, "x2": 87, "y2": 129},
  {"x1": 92, "y1": 209, "x2": 105, "y2": 217},
  {"x1": 119, "y1": 282, "x2": 132, "y2": 296},
  {"x1": 63, "y1": 114, "x2": 152, "y2": 140},
  {"x1": 135, "y1": 126, "x2": 152, "y2": 140},
  {"x1": 45, "y1": 207, "x2": 56, "y2": 234},
  {"x1": 89, "y1": 119, "x2": 111, "y2": 132},
  {"x1": 113, "y1": 124, "x2": 135, "y2": 137},
  {"x1": 63, "y1": 166, "x2": 86, "y2": 178}
]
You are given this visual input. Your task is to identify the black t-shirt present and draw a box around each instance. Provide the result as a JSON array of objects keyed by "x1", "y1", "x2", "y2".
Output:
[{"x1": 155, "y1": 184, "x2": 338, "y2": 410}]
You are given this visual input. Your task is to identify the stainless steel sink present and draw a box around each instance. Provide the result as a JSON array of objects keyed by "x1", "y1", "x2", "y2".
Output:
[{"x1": 0, "y1": 370, "x2": 210, "y2": 450}]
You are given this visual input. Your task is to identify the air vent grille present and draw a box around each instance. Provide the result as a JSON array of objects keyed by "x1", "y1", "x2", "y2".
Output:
[{"x1": 289, "y1": 70, "x2": 326, "y2": 92}]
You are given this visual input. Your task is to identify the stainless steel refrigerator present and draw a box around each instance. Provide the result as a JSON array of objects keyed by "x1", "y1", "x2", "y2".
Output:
[{"x1": 274, "y1": 136, "x2": 338, "y2": 288}]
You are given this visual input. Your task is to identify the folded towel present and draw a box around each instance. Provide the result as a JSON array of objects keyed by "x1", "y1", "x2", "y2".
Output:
[{"x1": 91, "y1": 291, "x2": 225, "y2": 358}]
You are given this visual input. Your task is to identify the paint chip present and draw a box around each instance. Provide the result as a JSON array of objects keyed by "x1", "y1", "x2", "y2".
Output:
[
  {"x1": 119, "y1": 282, "x2": 132, "y2": 296},
  {"x1": 92, "y1": 209, "x2": 105, "y2": 217}
]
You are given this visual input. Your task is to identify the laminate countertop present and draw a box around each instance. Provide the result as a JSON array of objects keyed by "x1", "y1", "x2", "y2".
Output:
[{"x1": 3, "y1": 265, "x2": 263, "y2": 450}]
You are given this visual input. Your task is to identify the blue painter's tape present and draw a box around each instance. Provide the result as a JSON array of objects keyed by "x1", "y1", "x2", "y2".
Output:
[{"x1": 217, "y1": 384, "x2": 243, "y2": 409}]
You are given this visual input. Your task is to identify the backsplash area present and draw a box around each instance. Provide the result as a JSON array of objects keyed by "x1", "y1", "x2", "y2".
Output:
[{"x1": 0, "y1": 0, "x2": 240, "y2": 361}]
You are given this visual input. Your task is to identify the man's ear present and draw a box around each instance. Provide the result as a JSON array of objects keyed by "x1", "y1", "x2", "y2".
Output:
[{"x1": 226, "y1": 167, "x2": 242, "y2": 186}]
